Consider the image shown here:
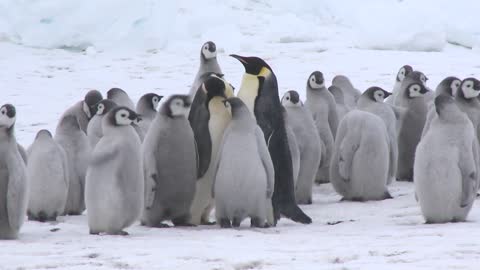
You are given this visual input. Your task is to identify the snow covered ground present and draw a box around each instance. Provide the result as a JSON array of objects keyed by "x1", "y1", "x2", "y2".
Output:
[
  {"x1": 2, "y1": 1, "x2": 480, "y2": 269},
  {"x1": 1, "y1": 38, "x2": 480, "y2": 269}
]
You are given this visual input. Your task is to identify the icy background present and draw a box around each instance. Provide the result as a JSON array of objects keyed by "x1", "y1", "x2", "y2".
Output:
[{"x1": 1, "y1": 0, "x2": 480, "y2": 269}]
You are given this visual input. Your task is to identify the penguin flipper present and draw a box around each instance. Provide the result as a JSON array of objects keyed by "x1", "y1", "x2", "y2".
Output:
[
  {"x1": 255, "y1": 127, "x2": 275, "y2": 198},
  {"x1": 338, "y1": 138, "x2": 357, "y2": 181},
  {"x1": 460, "y1": 140, "x2": 480, "y2": 207},
  {"x1": 6, "y1": 154, "x2": 27, "y2": 230}
]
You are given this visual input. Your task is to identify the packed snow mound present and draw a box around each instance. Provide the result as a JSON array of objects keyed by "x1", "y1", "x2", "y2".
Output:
[{"x1": 0, "y1": 0, "x2": 479, "y2": 52}]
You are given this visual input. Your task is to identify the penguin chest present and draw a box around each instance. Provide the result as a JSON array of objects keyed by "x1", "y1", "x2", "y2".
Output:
[
  {"x1": 238, "y1": 74, "x2": 260, "y2": 115},
  {"x1": 208, "y1": 113, "x2": 231, "y2": 160}
]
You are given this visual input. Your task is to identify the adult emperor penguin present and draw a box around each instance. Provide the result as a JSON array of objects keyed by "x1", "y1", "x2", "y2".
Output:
[
  {"x1": 188, "y1": 75, "x2": 233, "y2": 225},
  {"x1": 304, "y1": 71, "x2": 339, "y2": 184},
  {"x1": 27, "y1": 130, "x2": 69, "y2": 222},
  {"x1": 330, "y1": 109, "x2": 392, "y2": 201},
  {"x1": 136, "y1": 93, "x2": 163, "y2": 135},
  {"x1": 331, "y1": 75, "x2": 361, "y2": 108},
  {"x1": 422, "y1": 77, "x2": 461, "y2": 137},
  {"x1": 188, "y1": 41, "x2": 222, "y2": 99},
  {"x1": 415, "y1": 95, "x2": 479, "y2": 223},
  {"x1": 386, "y1": 65, "x2": 413, "y2": 105},
  {"x1": 58, "y1": 90, "x2": 103, "y2": 134},
  {"x1": 231, "y1": 54, "x2": 311, "y2": 224},
  {"x1": 107, "y1": 88, "x2": 135, "y2": 110},
  {"x1": 142, "y1": 95, "x2": 197, "y2": 227},
  {"x1": 328, "y1": 85, "x2": 351, "y2": 121},
  {"x1": 357, "y1": 87, "x2": 397, "y2": 184},
  {"x1": 214, "y1": 97, "x2": 274, "y2": 228},
  {"x1": 396, "y1": 82, "x2": 429, "y2": 181},
  {"x1": 85, "y1": 106, "x2": 144, "y2": 235},
  {"x1": 454, "y1": 78, "x2": 480, "y2": 144},
  {"x1": 282, "y1": 91, "x2": 322, "y2": 204},
  {"x1": 0, "y1": 104, "x2": 28, "y2": 239},
  {"x1": 87, "y1": 99, "x2": 118, "y2": 148},
  {"x1": 55, "y1": 114, "x2": 91, "y2": 215}
]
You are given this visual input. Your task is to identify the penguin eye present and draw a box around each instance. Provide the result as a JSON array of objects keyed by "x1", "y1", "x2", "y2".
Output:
[
  {"x1": 466, "y1": 81, "x2": 473, "y2": 88},
  {"x1": 286, "y1": 96, "x2": 290, "y2": 100},
  {"x1": 1, "y1": 109, "x2": 4, "y2": 115},
  {"x1": 153, "y1": 97, "x2": 158, "y2": 103},
  {"x1": 204, "y1": 45, "x2": 208, "y2": 51},
  {"x1": 310, "y1": 77, "x2": 315, "y2": 82}
]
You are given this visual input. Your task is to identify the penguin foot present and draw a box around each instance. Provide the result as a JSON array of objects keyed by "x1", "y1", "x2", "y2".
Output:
[
  {"x1": 383, "y1": 192, "x2": 393, "y2": 200},
  {"x1": 153, "y1": 223, "x2": 171, "y2": 228},
  {"x1": 250, "y1": 217, "x2": 267, "y2": 228},
  {"x1": 278, "y1": 203, "x2": 312, "y2": 224},
  {"x1": 200, "y1": 220, "x2": 216, "y2": 226},
  {"x1": 219, "y1": 218, "x2": 231, "y2": 228},
  {"x1": 89, "y1": 230, "x2": 100, "y2": 235}
]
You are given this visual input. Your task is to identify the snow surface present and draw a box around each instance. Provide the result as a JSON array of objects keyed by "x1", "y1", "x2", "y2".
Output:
[
  {"x1": 1, "y1": 37, "x2": 480, "y2": 269},
  {"x1": 0, "y1": 0, "x2": 479, "y2": 52}
]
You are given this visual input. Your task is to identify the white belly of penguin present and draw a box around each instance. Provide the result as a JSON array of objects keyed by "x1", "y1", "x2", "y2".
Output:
[{"x1": 237, "y1": 74, "x2": 259, "y2": 116}]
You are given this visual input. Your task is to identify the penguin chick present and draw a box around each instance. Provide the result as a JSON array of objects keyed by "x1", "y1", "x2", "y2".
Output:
[
  {"x1": 328, "y1": 85, "x2": 351, "y2": 121},
  {"x1": 85, "y1": 106, "x2": 144, "y2": 235},
  {"x1": 396, "y1": 82, "x2": 429, "y2": 181},
  {"x1": 415, "y1": 95, "x2": 479, "y2": 223},
  {"x1": 331, "y1": 75, "x2": 361, "y2": 108},
  {"x1": 305, "y1": 71, "x2": 339, "y2": 184},
  {"x1": 386, "y1": 65, "x2": 413, "y2": 105},
  {"x1": 0, "y1": 104, "x2": 28, "y2": 239},
  {"x1": 454, "y1": 78, "x2": 480, "y2": 145},
  {"x1": 58, "y1": 90, "x2": 103, "y2": 134},
  {"x1": 281, "y1": 91, "x2": 322, "y2": 204},
  {"x1": 87, "y1": 99, "x2": 118, "y2": 148},
  {"x1": 330, "y1": 110, "x2": 392, "y2": 201},
  {"x1": 141, "y1": 95, "x2": 197, "y2": 227},
  {"x1": 107, "y1": 88, "x2": 135, "y2": 110},
  {"x1": 214, "y1": 97, "x2": 274, "y2": 228},
  {"x1": 189, "y1": 41, "x2": 222, "y2": 99},
  {"x1": 357, "y1": 87, "x2": 397, "y2": 184},
  {"x1": 55, "y1": 113, "x2": 91, "y2": 215},
  {"x1": 136, "y1": 93, "x2": 163, "y2": 135},
  {"x1": 422, "y1": 77, "x2": 461, "y2": 137},
  {"x1": 27, "y1": 129, "x2": 69, "y2": 222}
]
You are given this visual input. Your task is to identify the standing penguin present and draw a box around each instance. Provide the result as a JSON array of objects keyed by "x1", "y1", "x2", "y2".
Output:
[
  {"x1": 87, "y1": 99, "x2": 118, "y2": 148},
  {"x1": 142, "y1": 95, "x2": 197, "y2": 227},
  {"x1": 0, "y1": 104, "x2": 28, "y2": 239},
  {"x1": 27, "y1": 130, "x2": 69, "y2": 222},
  {"x1": 397, "y1": 82, "x2": 429, "y2": 181},
  {"x1": 328, "y1": 85, "x2": 351, "y2": 122},
  {"x1": 415, "y1": 95, "x2": 479, "y2": 223},
  {"x1": 85, "y1": 107, "x2": 144, "y2": 235},
  {"x1": 282, "y1": 91, "x2": 322, "y2": 204},
  {"x1": 331, "y1": 75, "x2": 361, "y2": 108},
  {"x1": 422, "y1": 77, "x2": 461, "y2": 137},
  {"x1": 394, "y1": 71, "x2": 428, "y2": 107},
  {"x1": 454, "y1": 78, "x2": 480, "y2": 144},
  {"x1": 136, "y1": 93, "x2": 163, "y2": 135},
  {"x1": 189, "y1": 41, "x2": 222, "y2": 99},
  {"x1": 59, "y1": 90, "x2": 103, "y2": 134},
  {"x1": 386, "y1": 65, "x2": 413, "y2": 105},
  {"x1": 231, "y1": 54, "x2": 311, "y2": 224},
  {"x1": 188, "y1": 75, "x2": 233, "y2": 225},
  {"x1": 304, "y1": 71, "x2": 339, "y2": 184},
  {"x1": 214, "y1": 98, "x2": 274, "y2": 228},
  {"x1": 357, "y1": 87, "x2": 397, "y2": 184},
  {"x1": 55, "y1": 115, "x2": 91, "y2": 215},
  {"x1": 330, "y1": 110, "x2": 392, "y2": 201}
]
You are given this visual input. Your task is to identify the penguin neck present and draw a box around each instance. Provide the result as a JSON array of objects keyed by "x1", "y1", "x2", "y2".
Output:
[
  {"x1": 137, "y1": 104, "x2": 156, "y2": 120},
  {"x1": 306, "y1": 87, "x2": 327, "y2": 100},
  {"x1": 0, "y1": 126, "x2": 15, "y2": 143},
  {"x1": 357, "y1": 95, "x2": 374, "y2": 108},
  {"x1": 200, "y1": 58, "x2": 221, "y2": 74},
  {"x1": 237, "y1": 73, "x2": 260, "y2": 117}
]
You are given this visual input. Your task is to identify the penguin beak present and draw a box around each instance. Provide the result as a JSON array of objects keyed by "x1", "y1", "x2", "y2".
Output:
[
  {"x1": 208, "y1": 42, "x2": 216, "y2": 53},
  {"x1": 383, "y1": 91, "x2": 392, "y2": 98},
  {"x1": 419, "y1": 85, "x2": 428, "y2": 94},
  {"x1": 230, "y1": 54, "x2": 249, "y2": 67},
  {"x1": 128, "y1": 111, "x2": 139, "y2": 121}
]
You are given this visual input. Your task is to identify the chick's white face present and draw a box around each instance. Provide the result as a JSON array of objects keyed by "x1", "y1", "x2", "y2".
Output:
[
  {"x1": 170, "y1": 98, "x2": 189, "y2": 117},
  {"x1": 115, "y1": 109, "x2": 133, "y2": 126},
  {"x1": 462, "y1": 79, "x2": 480, "y2": 99},
  {"x1": 408, "y1": 84, "x2": 424, "y2": 98},
  {"x1": 152, "y1": 96, "x2": 160, "y2": 110},
  {"x1": 83, "y1": 101, "x2": 92, "y2": 118},
  {"x1": 0, "y1": 106, "x2": 15, "y2": 128},
  {"x1": 450, "y1": 79, "x2": 461, "y2": 97},
  {"x1": 397, "y1": 67, "x2": 406, "y2": 82},
  {"x1": 96, "y1": 103, "x2": 105, "y2": 115},
  {"x1": 202, "y1": 43, "x2": 216, "y2": 60},
  {"x1": 374, "y1": 90, "x2": 385, "y2": 102},
  {"x1": 309, "y1": 74, "x2": 324, "y2": 89},
  {"x1": 281, "y1": 92, "x2": 299, "y2": 107}
]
